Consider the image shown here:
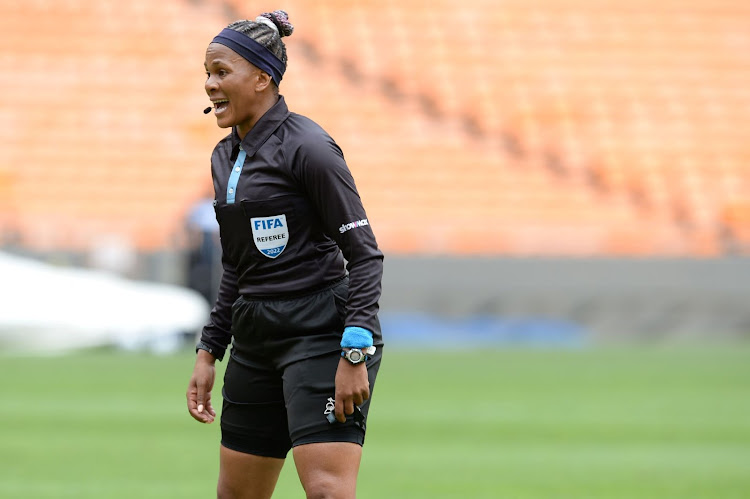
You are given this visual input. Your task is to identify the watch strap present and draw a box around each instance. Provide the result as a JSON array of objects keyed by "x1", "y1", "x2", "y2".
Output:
[
  {"x1": 341, "y1": 346, "x2": 376, "y2": 364},
  {"x1": 196, "y1": 341, "x2": 215, "y2": 356}
]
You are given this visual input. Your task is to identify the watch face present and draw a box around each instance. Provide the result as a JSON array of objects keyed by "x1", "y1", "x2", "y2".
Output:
[{"x1": 348, "y1": 350, "x2": 364, "y2": 362}]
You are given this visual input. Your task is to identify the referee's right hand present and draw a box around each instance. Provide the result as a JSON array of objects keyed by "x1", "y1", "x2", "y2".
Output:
[{"x1": 187, "y1": 350, "x2": 217, "y2": 423}]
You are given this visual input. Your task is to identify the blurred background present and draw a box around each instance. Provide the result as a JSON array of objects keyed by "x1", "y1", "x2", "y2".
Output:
[
  {"x1": 1, "y1": 0, "x2": 749, "y2": 497},
  {"x1": 2, "y1": 0, "x2": 749, "y2": 350}
]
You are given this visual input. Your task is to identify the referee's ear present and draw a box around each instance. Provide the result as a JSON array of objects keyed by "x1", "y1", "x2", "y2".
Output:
[{"x1": 255, "y1": 70, "x2": 273, "y2": 93}]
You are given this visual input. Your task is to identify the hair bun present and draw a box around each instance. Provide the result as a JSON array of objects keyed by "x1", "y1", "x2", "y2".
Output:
[{"x1": 260, "y1": 10, "x2": 294, "y2": 38}]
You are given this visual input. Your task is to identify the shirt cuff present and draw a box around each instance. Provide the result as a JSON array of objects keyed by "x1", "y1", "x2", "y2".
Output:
[{"x1": 196, "y1": 340, "x2": 227, "y2": 361}]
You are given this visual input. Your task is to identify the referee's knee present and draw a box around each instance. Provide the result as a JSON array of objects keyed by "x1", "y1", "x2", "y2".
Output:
[
  {"x1": 302, "y1": 474, "x2": 353, "y2": 499},
  {"x1": 216, "y1": 478, "x2": 247, "y2": 499},
  {"x1": 216, "y1": 480, "x2": 234, "y2": 499}
]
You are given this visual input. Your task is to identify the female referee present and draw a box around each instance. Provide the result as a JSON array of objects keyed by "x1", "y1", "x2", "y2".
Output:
[{"x1": 185, "y1": 10, "x2": 384, "y2": 499}]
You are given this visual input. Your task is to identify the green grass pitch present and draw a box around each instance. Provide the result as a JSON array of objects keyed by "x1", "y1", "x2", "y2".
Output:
[{"x1": 1, "y1": 346, "x2": 749, "y2": 498}]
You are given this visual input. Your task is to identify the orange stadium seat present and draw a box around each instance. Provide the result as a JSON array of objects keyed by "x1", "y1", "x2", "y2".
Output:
[
  {"x1": 0, "y1": 0, "x2": 748, "y2": 256},
  {"x1": 721, "y1": 200, "x2": 750, "y2": 251}
]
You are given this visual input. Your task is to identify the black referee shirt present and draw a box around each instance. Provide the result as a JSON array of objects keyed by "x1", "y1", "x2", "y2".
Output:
[{"x1": 199, "y1": 96, "x2": 384, "y2": 360}]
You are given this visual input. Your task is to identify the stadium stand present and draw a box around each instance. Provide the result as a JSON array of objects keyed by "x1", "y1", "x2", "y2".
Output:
[{"x1": 0, "y1": 0, "x2": 748, "y2": 255}]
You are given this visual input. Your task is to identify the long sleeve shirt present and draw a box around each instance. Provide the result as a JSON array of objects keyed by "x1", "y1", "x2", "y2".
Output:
[{"x1": 199, "y1": 96, "x2": 383, "y2": 360}]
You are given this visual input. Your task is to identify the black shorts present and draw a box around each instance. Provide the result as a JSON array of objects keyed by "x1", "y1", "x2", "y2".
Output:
[{"x1": 220, "y1": 278, "x2": 383, "y2": 459}]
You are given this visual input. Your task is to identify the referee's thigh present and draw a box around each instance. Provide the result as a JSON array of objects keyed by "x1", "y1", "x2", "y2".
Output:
[
  {"x1": 293, "y1": 441, "x2": 362, "y2": 498},
  {"x1": 218, "y1": 445, "x2": 284, "y2": 499}
]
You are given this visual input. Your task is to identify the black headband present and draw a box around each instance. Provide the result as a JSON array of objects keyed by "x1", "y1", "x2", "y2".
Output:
[{"x1": 211, "y1": 28, "x2": 285, "y2": 85}]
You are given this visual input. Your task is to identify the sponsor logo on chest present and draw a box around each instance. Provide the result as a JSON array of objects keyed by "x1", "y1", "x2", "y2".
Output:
[{"x1": 250, "y1": 215, "x2": 288, "y2": 258}]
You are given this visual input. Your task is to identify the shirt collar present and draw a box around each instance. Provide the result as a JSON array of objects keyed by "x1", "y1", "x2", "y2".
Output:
[{"x1": 231, "y1": 95, "x2": 290, "y2": 156}]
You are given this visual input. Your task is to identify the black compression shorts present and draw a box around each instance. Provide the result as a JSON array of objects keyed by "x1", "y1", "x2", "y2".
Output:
[{"x1": 220, "y1": 278, "x2": 383, "y2": 459}]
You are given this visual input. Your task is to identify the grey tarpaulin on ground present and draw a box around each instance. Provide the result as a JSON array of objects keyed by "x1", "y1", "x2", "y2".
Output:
[{"x1": 379, "y1": 256, "x2": 750, "y2": 343}]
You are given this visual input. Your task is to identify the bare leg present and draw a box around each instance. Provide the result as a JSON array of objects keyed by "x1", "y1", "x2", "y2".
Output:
[
  {"x1": 217, "y1": 445, "x2": 286, "y2": 499},
  {"x1": 292, "y1": 442, "x2": 362, "y2": 499}
]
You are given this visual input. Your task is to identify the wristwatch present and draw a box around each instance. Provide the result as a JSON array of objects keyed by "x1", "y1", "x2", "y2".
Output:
[
  {"x1": 342, "y1": 346, "x2": 376, "y2": 364},
  {"x1": 195, "y1": 341, "x2": 214, "y2": 356}
]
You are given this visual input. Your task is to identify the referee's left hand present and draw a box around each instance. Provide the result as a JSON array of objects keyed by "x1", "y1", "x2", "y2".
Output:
[
  {"x1": 334, "y1": 358, "x2": 370, "y2": 423},
  {"x1": 187, "y1": 349, "x2": 217, "y2": 424}
]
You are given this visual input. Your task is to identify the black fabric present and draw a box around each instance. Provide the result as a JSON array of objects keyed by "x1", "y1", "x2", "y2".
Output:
[
  {"x1": 199, "y1": 95, "x2": 383, "y2": 361},
  {"x1": 212, "y1": 28, "x2": 286, "y2": 86},
  {"x1": 220, "y1": 280, "x2": 382, "y2": 457}
]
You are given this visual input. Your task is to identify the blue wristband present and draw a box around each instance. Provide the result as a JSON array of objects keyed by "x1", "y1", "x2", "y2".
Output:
[{"x1": 341, "y1": 326, "x2": 374, "y2": 349}]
